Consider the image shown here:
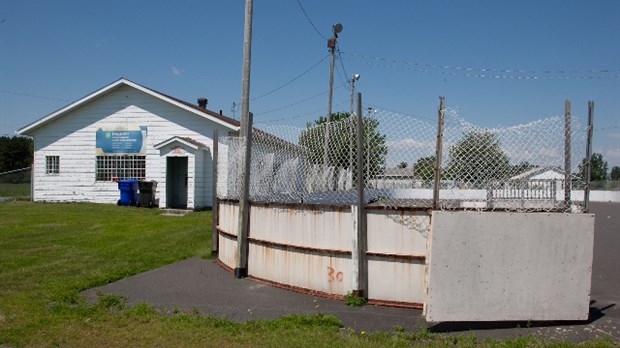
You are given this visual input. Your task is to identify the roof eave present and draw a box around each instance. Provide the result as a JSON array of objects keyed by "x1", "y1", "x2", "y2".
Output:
[
  {"x1": 17, "y1": 78, "x2": 129, "y2": 135},
  {"x1": 154, "y1": 136, "x2": 205, "y2": 150},
  {"x1": 17, "y1": 78, "x2": 241, "y2": 135}
]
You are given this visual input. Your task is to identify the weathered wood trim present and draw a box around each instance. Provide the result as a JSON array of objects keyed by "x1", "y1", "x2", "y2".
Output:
[{"x1": 248, "y1": 236, "x2": 352, "y2": 256}]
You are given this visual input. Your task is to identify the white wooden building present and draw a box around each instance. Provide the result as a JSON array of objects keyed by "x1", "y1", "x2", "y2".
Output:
[{"x1": 18, "y1": 78, "x2": 240, "y2": 209}]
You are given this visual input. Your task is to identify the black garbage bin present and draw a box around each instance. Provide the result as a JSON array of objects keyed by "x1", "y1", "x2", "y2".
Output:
[{"x1": 138, "y1": 180, "x2": 158, "y2": 207}]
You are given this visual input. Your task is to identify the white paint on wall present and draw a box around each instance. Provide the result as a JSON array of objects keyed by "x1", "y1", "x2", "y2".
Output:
[{"x1": 25, "y1": 84, "x2": 233, "y2": 208}]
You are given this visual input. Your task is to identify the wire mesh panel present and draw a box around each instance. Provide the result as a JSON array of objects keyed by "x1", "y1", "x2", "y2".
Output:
[
  {"x1": 217, "y1": 107, "x2": 588, "y2": 213},
  {"x1": 439, "y1": 109, "x2": 586, "y2": 211}
]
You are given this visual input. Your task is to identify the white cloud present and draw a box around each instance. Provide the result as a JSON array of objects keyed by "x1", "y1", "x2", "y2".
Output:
[
  {"x1": 606, "y1": 131, "x2": 620, "y2": 139},
  {"x1": 605, "y1": 147, "x2": 620, "y2": 161},
  {"x1": 171, "y1": 66, "x2": 182, "y2": 76}
]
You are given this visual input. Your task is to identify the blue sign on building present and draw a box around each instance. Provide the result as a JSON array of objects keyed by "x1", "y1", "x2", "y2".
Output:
[{"x1": 96, "y1": 125, "x2": 147, "y2": 155}]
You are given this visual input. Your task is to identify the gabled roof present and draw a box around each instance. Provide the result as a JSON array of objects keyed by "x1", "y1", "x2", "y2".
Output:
[
  {"x1": 510, "y1": 166, "x2": 564, "y2": 181},
  {"x1": 154, "y1": 136, "x2": 207, "y2": 150},
  {"x1": 18, "y1": 78, "x2": 240, "y2": 135}
]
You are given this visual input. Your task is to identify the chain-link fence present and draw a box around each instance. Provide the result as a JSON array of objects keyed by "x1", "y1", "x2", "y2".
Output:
[
  {"x1": 216, "y1": 106, "x2": 588, "y2": 213},
  {"x1": 0, "y1": 167, "x2": 31, "y2": 198}
]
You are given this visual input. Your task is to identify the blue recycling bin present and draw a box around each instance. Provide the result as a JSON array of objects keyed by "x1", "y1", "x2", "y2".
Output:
[{"x1": 117, "y1": 179, "x2": 138, "y2": 206}]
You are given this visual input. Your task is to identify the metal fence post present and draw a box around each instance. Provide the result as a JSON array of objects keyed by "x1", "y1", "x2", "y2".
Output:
[
  {"x1": 564, "y1": 100, "x2": 572, "y2": 212},
  {"x1": 584, "y1": 101, "x2": 594, "y2": 213},
  {"x1": 433, "y1": 97, "x2": 445, "y2": 210},
  {"x1": 236, "y1": 112, "x2": 253, "y2": 278},
  {"x1": 211, "y1": 128, "x2": 219, "y2": 256}
]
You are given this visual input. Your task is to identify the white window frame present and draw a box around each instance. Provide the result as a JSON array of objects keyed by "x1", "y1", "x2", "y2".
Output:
[{"x1": 45, "y1": 155, "x2": 60, "y2": 175}]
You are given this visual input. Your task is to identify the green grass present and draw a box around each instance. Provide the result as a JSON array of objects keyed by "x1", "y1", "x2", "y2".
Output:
[
  {"x1": 0, "y1": 182, "x2": 30, "y2": 197},
  {"x1": 0, "y1": 201, "x2": 616, "y2": 347}
]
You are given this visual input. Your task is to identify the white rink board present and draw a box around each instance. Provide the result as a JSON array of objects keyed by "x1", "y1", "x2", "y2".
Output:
[{"x1": 425, "y1": 211, "x2": 594, "y2": 322}]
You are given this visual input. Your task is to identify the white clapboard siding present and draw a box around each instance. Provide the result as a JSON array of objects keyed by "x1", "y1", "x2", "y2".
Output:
[{"x1": 30, "y1": 84, "x2": 234, "y2": 208}]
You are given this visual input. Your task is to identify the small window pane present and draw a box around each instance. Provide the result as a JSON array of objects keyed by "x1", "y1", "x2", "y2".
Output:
[{"x1": 46, "y1": 156, "x2": 59, "y2": 175}]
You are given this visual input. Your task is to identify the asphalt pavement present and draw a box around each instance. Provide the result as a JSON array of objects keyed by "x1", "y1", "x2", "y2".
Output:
[{"x1": 82, "y1": 202, "x2": 619, "y2": 343}]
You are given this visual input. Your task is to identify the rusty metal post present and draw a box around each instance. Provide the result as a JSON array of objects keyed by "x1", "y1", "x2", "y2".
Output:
[
  {"x1": 564, "y1": 100, "x2": 572, "y2": 212},
  {"x1": 352, "y1": 91, "x2": 368, "y2": 298},
  {"x1": 211, "y1": 128, "x2": 219, "y2": 256},
  {"x1": 433, "y1": 97, "x2": 445, "y2": 210},
  {"x1": 584, "y1": 101, "x2": 594, "y2": 213}
]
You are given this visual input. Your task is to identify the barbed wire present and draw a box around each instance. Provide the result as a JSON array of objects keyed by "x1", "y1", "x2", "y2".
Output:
[{"x1": 342, "y1": 52, "x2": 620, "y2": 80}]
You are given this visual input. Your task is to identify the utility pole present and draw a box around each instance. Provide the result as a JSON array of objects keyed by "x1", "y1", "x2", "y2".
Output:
[
  {"x1": 324, "y1": 23, "x2": 343, "y2": 167},
  {"x1": 236, "y1": 0, "x2": 253, "y2": 279}
]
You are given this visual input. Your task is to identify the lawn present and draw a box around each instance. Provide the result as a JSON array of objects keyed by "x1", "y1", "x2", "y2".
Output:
[
  {"x1": 0, "y1": 182, "x2": 30, "y2": 197},
  {"x1": 0, "y1": 201, "x2": 614, "y2": 347}
]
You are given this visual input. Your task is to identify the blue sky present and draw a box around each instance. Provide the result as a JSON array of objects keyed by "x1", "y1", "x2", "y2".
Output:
[{"x1": 1, "y1": 1, "x2": 619, "y2": 167}]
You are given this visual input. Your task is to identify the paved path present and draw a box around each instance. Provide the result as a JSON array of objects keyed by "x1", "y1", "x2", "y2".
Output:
[{"x1": 83, "y1": 202, "x2": 619, "y2": 343}]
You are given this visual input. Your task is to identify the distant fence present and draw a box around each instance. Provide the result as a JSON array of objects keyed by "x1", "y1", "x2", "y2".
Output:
[
  {"x1": 217, "y1": 102, "x2": 592, "y2": 213},
  {"x1": 0, "y1": 167, "x2": 31, "y2": 198}
]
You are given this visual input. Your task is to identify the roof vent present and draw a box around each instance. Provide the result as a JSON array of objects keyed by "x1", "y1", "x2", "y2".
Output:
[{"x1": 197, "y1": 97, "x2": 208, "y2": 109}]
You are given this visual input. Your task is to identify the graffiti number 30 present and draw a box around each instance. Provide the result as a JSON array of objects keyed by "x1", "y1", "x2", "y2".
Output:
[{"x1": 327, "y1": 266, "x2": 344, "y2": 282}]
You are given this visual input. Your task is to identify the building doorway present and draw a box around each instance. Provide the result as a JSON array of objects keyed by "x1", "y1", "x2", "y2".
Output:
[{"x1": 166, "y1": 157, "x2": 188, "y2": 209}]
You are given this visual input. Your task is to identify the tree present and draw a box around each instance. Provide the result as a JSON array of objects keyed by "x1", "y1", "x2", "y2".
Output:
[
  {"x1": 299, "y1": 112, "x2": 387, "y2": 179},
  {"x1": 579, "y1": 153, "x2": 608, "y2": 181},
  {"x1": 412, "y1": 156, "x2": 436, "y2": 181},
  {"x1": 397, "y1": 162, "x2": 408, "y2": 169},
  {"x1": 511, "y1": 161, "x2": 536, "y2": 175},
  {"x1": 0, "y1": 135, "x2": 33, "y2": 173},
  {"x1": 611, "y1": 166, "x2": 620, "y2": 180},
  {"x1": 445, "y1": 131, "x2": 510, "y2": 187}
]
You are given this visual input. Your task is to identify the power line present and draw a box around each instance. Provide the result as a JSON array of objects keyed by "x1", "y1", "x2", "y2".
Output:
[
  {"x1": 255, "y1": 89, "x2": 329, "y2": 116},
  {"x1": 255, "y1": 84, "x2": 347, "y2": 116},
  {"x1": 1, "y1": 90, "x2": 69, "y2": 102},
  {"x1": 295, "y1": 0, "x2": 326, "y2": 40},
  {"x1": 261, "y1": 107, "x2": 324, "y2": 124},
  {"x1": 261, "y1": 100, "x2": 349, "y2": 124},
  {"x1": 335, "y1": 47, "x2": 350, "y2": 87},
  {"x1": 251, "y1": 54, "x2": 329, "y2": 101}
]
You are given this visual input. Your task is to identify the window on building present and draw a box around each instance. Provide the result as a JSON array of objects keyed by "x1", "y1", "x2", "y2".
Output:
[
  {"x1": 46, "y1": 156, "x2": 60, "y2": 175},
  {"x1": 96, "y1": 155, "x2": 146, "y2": 181}
]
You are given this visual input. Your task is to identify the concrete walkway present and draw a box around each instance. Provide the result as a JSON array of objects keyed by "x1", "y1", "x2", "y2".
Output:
[{"x1": 82, "y1": 257, "x2": 426, "y2": 333}]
